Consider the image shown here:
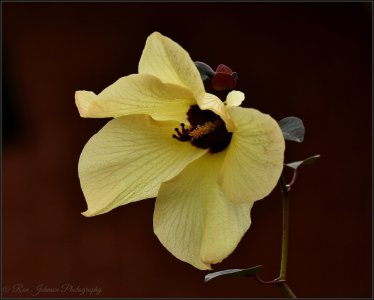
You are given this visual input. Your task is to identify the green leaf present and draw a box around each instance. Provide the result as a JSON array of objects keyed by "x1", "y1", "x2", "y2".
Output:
[
  {"x1": 278, "y1": 117, "x2": 305, "y2": 142},
  {"x1": 204, "y1": 265, "x2": 263, "y2": 282},
  {"x1": 285, "y1": 154, "x2": 321, "y2": 170},
  {"x1": 195, "y1": 61, "x2": 215, "y2": 80}
]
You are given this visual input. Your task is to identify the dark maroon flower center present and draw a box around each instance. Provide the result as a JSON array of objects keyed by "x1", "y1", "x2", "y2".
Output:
[{"x1": 172, "y1": 105, "x2": 232, "y2": 153}]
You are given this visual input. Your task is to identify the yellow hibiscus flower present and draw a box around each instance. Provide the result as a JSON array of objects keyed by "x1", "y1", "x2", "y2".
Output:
[{"x1": 75, "y1": 32, "x2": 285, "y2": 270}]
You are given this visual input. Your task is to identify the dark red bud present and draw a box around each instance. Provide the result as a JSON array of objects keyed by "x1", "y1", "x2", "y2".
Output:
[
  {"x1": 216, "y1": 64, "x2": 233, "y2": 75},
  {"x1": 212, "y1": 64, "x2": 237, "y2": 91}
]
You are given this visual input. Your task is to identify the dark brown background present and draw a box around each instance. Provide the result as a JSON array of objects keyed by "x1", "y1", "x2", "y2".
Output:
[{"x1": 3, "y1": 2, "x2": 372, "y2": 298}]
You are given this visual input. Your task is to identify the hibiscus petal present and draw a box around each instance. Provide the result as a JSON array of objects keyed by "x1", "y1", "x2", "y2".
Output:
[
  {"x1": 78, "y1": 114, "x2": 207, "y2": 217},
  {"x1": 138, "y1": 32, "x2": 205, "y2": 101},
  {"x1": 75, "y1": 74, "x2": 194, "y2": 123},
  {"x1": 226, "y1": 90, "x2": 245, "y2": 107},
  {"x1": 198, "y1": 93, "x2": 237, "y2": 132},
  {"x1": 154, "y1": 152, "x2": 252, "y2": 270},
  {"x1": 219, "y1": 107, "x2": 285, "y2": 204}
]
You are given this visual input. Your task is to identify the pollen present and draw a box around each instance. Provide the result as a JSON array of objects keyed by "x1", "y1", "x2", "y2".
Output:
[{"x1": 189, "y1": 121, "x2": 217, "y2": 140}]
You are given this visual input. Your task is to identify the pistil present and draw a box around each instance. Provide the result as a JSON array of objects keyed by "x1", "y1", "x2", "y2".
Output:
[{"x1": 172, "y1": 105, "x2": 233, "y2": 154}]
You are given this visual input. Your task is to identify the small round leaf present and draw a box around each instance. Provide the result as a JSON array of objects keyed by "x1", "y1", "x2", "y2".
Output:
[
  {"x1": 194, "y1": 61, "x2": 215, "y2": 80},
  {"x1": 278, "y1": 117, "x2": 305, "y2": 142}
]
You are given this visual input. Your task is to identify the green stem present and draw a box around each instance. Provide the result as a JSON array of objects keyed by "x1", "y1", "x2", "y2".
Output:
[
  {"x1": 278, "y1": 281, "x2": 297, "y2": 298},
  {"x1": 277, "y1": 176, "x2": 296, "y2": 298},
  {"x1": 248, "y1": 175, "x2": 297, "y2": 297},
  {"x1": 279, "y1": 175, "x2": 289, "y2": 280}
]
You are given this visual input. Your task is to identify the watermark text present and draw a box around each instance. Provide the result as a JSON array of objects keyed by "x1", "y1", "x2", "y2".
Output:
[{"x1": 3, "y1": 283, "x2": 102, "y2": 296}]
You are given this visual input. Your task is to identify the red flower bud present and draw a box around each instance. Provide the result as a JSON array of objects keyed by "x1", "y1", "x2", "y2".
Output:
[{"x1": 212, "y1": 64, "x2": 237, "y2": 91}]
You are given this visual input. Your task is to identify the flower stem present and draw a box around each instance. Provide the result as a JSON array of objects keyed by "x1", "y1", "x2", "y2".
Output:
[
  {"x1": 277, "y1": 175, "x2": 296, "y2": 298},
  {"x1": 279, "y1": 175, "x2": 289, "y2": 280},
  {"x1": 277, "y1": 281, "x2": 297, "y2": 298}
]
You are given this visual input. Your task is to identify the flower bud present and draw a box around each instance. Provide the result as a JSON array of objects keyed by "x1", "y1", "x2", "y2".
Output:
[{"x1": 212, "y1": 64, "x2": 237, "y2": 91}]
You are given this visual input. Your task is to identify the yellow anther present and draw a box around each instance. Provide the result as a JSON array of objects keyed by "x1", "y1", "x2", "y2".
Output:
[{"x1": 189, "y1": 121, "x2": 217, "y2": 140}]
